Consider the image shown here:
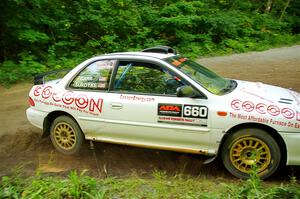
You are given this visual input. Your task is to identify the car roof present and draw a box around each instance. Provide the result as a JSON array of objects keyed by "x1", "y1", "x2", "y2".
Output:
[{"x1": 104, "y1": 52, "x2": 176, "y2": 60}]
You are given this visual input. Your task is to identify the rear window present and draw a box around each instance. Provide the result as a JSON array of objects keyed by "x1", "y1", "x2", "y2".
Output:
[{"x1": 69, "y1": 60, "x2": 116, "y2": 90}]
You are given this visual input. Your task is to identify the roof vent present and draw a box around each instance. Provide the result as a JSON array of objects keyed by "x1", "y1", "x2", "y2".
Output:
[
  {"x1": 142, "y1": 46, "x2": 177, "y2": 55},
  {"x1": 278, "y1": 98, "x2": 293, "y2": 105}
]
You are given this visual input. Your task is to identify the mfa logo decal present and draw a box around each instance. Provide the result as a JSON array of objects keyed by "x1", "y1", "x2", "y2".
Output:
[{"x1": 158, "y1": 104, "x2": 182, "y2": 117}]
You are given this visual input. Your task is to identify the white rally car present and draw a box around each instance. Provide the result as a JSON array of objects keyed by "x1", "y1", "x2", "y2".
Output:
[{"x1": 27, "y1": 46, "x2": 300, "y2": 179}]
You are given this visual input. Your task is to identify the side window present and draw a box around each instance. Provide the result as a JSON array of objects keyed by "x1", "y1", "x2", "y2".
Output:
[
  {"x1": 70, "y1": 60, "x2": 115, "y2": 90},
  {"x1": 113, "y1": 61, "x2": 185, "y2": 95}
]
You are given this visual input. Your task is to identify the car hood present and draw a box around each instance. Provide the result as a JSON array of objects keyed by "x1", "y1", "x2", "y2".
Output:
[{"x1": 233, "y1": 80, "x2": 300, "y2": 107}]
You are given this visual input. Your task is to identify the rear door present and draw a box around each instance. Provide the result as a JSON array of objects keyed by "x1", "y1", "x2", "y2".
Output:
[{"x1": 66, "y1": 59, "x2": 116, "y2": 138}]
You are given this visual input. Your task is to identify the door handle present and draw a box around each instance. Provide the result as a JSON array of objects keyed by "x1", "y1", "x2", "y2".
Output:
[{"x1": 110, "y1": 103, "x2": 123, "y2": 109}]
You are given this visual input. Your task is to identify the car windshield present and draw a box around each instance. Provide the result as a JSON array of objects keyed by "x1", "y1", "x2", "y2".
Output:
[{"x1": 165, "y1": 56, "x2": 235, "y2": 95}]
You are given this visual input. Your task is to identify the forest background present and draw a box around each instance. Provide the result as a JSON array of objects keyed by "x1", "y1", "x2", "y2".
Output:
[{"x1": 0, "y1": 0, "x2": 299, "y2": 85}]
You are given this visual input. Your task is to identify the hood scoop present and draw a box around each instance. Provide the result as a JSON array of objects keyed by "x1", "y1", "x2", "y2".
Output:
[{"x1": 278, "y1": 98, "x2": 293, "y2": 105}]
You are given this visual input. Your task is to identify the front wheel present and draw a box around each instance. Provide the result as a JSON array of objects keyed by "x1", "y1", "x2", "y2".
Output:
[
  {"x1": 50, "y1": 116, "x2": 84, "y2": 155},
  {"x1": 221, "y1": 128, "x2": 281, "y2": 179}
]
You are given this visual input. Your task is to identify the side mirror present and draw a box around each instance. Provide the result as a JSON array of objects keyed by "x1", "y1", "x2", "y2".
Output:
[{"x1": 176, "y1": 85, "x2": 199, "y2": 98}]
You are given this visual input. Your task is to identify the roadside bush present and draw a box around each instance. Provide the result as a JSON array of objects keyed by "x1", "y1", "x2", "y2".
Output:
[{"x1": 0, "y1": 55, "x2": 47, "y2": 86}]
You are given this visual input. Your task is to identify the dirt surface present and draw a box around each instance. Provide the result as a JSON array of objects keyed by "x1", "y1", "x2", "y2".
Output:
[
  {"x1": 0, "y1": 45, "x2": 299, "y2": 181},
  {"x1": 198, "y1": 45, "x2": 300, "y2": 92}
]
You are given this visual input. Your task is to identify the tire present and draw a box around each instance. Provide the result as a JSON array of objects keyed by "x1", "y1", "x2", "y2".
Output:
[
  {"x1": 221, "y1": 128, "x2": 281, "y2": 179},
  {"x1": 50, "y1": 116, "x2": 84, "y2": 155}
]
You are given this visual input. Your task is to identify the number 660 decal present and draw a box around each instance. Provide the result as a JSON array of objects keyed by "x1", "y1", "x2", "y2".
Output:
[{"x1": 183, "y1": 105, "x2": 208, "y2": 118}]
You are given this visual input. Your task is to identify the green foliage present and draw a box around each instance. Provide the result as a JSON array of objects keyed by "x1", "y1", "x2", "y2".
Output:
[
  {"x1": 0, "y1": 0, "x2": 299, "y2": 85},
  {"x1": 226, "y1": 168, "x2": 300, "y2": 199},
  {"x1": 233, "y1": 167, "x2": 265, "y2": 198},
  {"x1": 1, "y1": 169, "x2": 300, "y2": 198},
  {"x1": 18, "y1": 29, "x2": 50, "y2": 43},
  {"x1": 0, "y1": 54, "x2": 47, "y2": 85}
]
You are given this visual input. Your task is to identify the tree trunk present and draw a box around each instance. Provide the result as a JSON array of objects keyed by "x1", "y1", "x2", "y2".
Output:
[
  {"x1": 279, "y1": 0, "x2": 291, "y2": 21},
  {"x1": 264, "y1": 0, "x2": 272, "y2": 13}
]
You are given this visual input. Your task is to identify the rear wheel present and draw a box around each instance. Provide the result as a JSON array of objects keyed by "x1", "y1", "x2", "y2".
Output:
[
  {"x1": 221, "y1": 128, "x2": 281, "y2": 179},
  {"x1": 50, "y1": 116, "x2": 83, "y2": 155}
]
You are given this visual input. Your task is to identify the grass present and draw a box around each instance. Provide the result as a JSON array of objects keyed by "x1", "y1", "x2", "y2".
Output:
[{"x1": 1, "y1": 168, "x2": 299, "y2": 199}]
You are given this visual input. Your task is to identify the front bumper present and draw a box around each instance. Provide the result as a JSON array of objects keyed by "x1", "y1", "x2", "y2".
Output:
[
  {"x1": 280, "y1": 132, "x2": 300, "y2": 165},
  {"x1": 26, "y1": 107, "x2": 48, "y2": 130}
]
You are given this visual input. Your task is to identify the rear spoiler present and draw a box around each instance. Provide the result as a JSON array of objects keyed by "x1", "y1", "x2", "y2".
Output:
[
  {"x1": 34, "y1": 69, "x2": 71, "y2": 85},
  {"x1": 142, "y1": 46, "x2": 177, "y2": 55}
]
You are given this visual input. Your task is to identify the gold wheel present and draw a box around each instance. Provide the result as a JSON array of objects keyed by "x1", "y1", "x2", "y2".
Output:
[
  {"x1": 229, "y1": 136, "x2": 271, "y2": 173},
  {"x1": 53, "y1": 122, "x2": 76, "y2": 150}
]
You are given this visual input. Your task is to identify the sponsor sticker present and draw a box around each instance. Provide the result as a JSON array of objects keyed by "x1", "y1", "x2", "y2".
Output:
[
  {"x1": 158, "y1": 103, "x2": 182, "y2": 117},
  {"x1": 231, "y1": 99, "x2": 299, "y2": 121},
  {"x1": 120, "y1": 94, "x2": 155, "y2": 102},
  {"x1": 33, "y1": 85, "x2": 103, "y2": 116},
  {"x1": 157, "y1": 103, "x2": 208, "y2": 126},
  {"x1": 183, "y1": 105, "x2": 208, "y2": 119},
  {"x1": 230, "y1": 99, "x2": 300, "y2": 128}
]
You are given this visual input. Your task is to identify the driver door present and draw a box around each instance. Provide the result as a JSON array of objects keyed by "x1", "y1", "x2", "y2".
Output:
[{"x1": 101, "y1": 60, "x2": 211, "y2": 152}]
